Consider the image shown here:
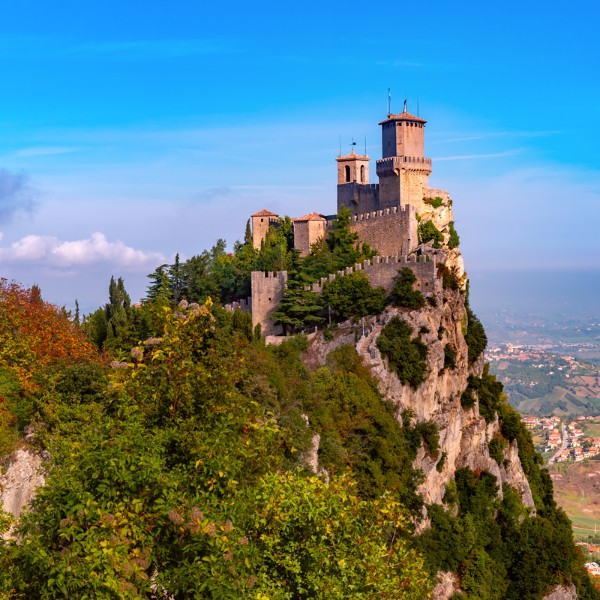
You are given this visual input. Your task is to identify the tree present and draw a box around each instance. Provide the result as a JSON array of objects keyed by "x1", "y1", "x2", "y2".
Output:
[
  {"x1": 321, "y1": 272, "x2": 386, "y2": 322},
  {"x1": 390, "y1": 268, "x2": 425, "y2": 309}
]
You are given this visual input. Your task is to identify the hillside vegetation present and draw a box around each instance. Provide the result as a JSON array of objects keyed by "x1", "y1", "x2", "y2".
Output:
[{"x1": 0, "y1": 212, "x2": 598, "y2": 599}]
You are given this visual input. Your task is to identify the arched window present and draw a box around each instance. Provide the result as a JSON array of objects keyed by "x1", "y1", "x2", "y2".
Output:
[
  {"x1": 345, "y1": 165, "x2": 351, "y2": 183},
  {"x1": 360, "y1": 165, "x2": 365, "y2": 183}
]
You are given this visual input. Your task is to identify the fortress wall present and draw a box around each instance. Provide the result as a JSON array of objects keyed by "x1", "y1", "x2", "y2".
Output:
[
  {"x1": 349, "y1": 205, "x2": 418, "y2": 256},
  {"x1": 251, "y1": 271, "x2": 287, "y2": 336},
  {"x1": 311, "y1": 254, "x2": 438, "y2": 297},
  {"x1": 224, "y1": 298, "x2": 251, "y2": 313},
  {"x1": 337, "y1": 183, "x2": 380, "y2": 214}
]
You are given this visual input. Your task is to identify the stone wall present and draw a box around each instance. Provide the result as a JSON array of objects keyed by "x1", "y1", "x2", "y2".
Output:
[
  {"x1": 250, "y1": 271, "x2": 287, "y2": 336},
  {"x1": 348, "y1": 205, "x2": 418, "y2": 256},
  {"x1": 309, "y1": 253, "x2": 439, "y2": 297},
  {"x1": 337, "y1": 182, "x2": 380, "y2": 214}
]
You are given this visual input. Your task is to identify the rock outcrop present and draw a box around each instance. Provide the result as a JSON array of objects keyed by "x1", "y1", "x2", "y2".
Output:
[{"x1": 1, "y1": 448, "x2": 44, "y2": 537}]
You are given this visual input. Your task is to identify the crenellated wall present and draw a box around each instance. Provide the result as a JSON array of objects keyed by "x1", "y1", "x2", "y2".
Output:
[
  {"x1": 348, "y1": 205, "x2": 418, "y2": 256},
  {"x1": 309, "y1": 253, "x2": 439, "y2": 297}
]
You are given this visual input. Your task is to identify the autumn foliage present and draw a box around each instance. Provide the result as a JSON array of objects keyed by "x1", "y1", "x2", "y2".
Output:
[{"x1": 0, "y1": 279, "x2": 98, "y2": 391}]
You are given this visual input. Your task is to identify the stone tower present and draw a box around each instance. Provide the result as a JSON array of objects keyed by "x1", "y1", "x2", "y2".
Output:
[
  {"x1": 251, "y1": 208, "x2": 280, "y2": 250},
  {"x1": 336, "y1": 149, "x2": 379, "y2": 215},
  {"x1": 293, "y1": 212, "x2": 327, "y2": 257},
  {"x1": 376, "y1": 105, "x2": 432, "y2": 212}
]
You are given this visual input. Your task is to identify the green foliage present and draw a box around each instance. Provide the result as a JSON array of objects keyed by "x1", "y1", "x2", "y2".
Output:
[
  {"x1": 308, "y1": 345, "x2": 423, "y2": 508},
  {"x1": 444, "y1": 344, "x2": 457, "y2": 369},
  {"x1": 448, "y1": 221, "x2": 460, "y2": 249},
  {"x1": 273, "y1": 267, "x2": 325, "y2": 335},
  {"x1": 377, "y1": 317, "x2": 428, "y2": 388},
  {"x1": 390, "y1": 267, "x2": 425, "y2": 309},
  {"x1": 321, "y1": 272, "x2": 387, "y2": 322},
  {"x1": 424, "y1": 196, "x2": 444, "y2": 209},
  {"x1": 460, "y1": 375, "x2": 478, "y2": 409},
  {"x1": 245, "y1": 473, "x2": 432, "y2": 599},
  {"x1": 465, "y1": 306, "x2": 487, "y2": 364},
  {"x1": 488, "y1": 435, "x2": 507, "y2": 465},
  {"x1": 418, "y1": 220, "x2": 444, "y2": 248},
  {"x1": 441, "y1": 265, "x2": 461, "y2": 290}
]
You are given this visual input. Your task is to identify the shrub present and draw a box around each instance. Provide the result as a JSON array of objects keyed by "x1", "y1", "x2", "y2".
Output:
[
  {"x1": 322, "y1": 272, "x2": 387, "y2": 321},
  {"x1": 488, "y1": 436, "x2": 506, "y2": 465},
  {"x1": 377, "y1": 317, "x2": 428, "y2": 388},
  {"x1": 424, "y1": 196, "x2": 444, "y2": 209},
  {"x1": 448, "y1": 221, "x2": 460, "y2": 249},
  {"x1": 440, "y1": 266, "x2": 460, "y2": 290},
  {"x1": 390, "y1": 268, "x2": 425, "y2": 309},
  {"x1": 444, "y1": 344, "x2": 457, "y2": 369},
  {"x1": 465, "y1": 307, "x2": 487, "y2": 364},
  {"x1": 418, "y1": 220, "x2": 444, "y2": 248}
]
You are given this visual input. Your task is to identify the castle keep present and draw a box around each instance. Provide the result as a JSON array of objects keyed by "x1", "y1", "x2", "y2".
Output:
[{"x1": 238, "y1": 105, "x2": 455, "y2": 337}]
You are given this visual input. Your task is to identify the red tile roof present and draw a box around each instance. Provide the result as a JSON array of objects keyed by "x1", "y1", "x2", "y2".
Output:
[
  {"x1": 293, "y1": 212, "x2": 326, "y2": 222},
  {"x1": 251, "y1": 208, "x2": 279, "y2": 217}
]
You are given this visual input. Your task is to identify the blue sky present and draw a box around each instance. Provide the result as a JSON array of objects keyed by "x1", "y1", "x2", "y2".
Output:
[{"x1": 0, "y1": 0, "x2": 599, "y2": 312}]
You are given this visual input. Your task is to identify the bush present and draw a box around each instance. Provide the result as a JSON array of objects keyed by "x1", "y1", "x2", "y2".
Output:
[
  {"x1": 444, "y1": 344, "x2": 457, "y2": 369},
  {"x1": 418, "y1": 220, "x2": 444, "y2": 248},
  {"x1": 448, "y1": 221, "x2": 460, "y2": 249},
  {"x1": 488, "y1": 436, "x2": 506, "y2": 465},
  {"x1": 322, "y1": 272, "x2": 387, "y2": 322},
  {"x1": 424, "y1": 196, "x2": 444, "y2": 209},
  {"x1": 390, "y1": 268, "x2": 425, "y2": 309},
  {"x1": 377, "y1": 317, "x2": 428, "y2": 389},
  {"x1": 465, "y1": 306, "x2": 487, "y2": 364},
  {"x1": 460, "y1": 375, "x2": 480, "y2": 410}
]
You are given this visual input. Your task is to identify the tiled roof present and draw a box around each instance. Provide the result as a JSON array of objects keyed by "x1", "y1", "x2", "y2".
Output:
[
  {"x1": 251, "y1": 208, "x2": 279, "y2": 217},
  {"x1": 379, "y1": 110, "x2": 427, "y2": 125},
  {"x1": 293, "y1": 212, "x2": 326, "y2": 222},
  {"x1": 336, "y1": 149, "x2": 369, "y2": 161}
]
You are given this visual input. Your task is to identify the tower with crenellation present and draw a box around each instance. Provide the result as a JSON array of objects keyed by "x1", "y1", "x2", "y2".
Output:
[{"x1": 241, "y1": 103, "x2": 450, "y2": 338}]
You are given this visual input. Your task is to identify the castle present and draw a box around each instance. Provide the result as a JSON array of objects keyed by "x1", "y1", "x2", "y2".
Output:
[{"x1": 232, "y1": 104, "x2": 456, "y2": 337}]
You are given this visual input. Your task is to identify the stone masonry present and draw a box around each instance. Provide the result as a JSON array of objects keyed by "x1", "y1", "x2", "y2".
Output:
[{"x1": 243, "y1": 106, "x2": 445, "y2": 336}]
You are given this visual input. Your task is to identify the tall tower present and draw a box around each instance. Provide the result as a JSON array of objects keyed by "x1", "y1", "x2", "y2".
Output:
[{"x1": 376, "y1": 105, "x2": 432, "y2": 211}]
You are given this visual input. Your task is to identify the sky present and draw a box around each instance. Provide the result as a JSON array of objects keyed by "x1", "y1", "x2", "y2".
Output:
[{"x1": 0, "y1": 0, "x2": 599, "y2": 314}]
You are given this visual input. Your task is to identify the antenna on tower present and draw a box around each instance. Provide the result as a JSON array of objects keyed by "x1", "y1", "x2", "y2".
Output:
[{"x1": 387, "y1": 88, "x2": 391, "y2": 116}]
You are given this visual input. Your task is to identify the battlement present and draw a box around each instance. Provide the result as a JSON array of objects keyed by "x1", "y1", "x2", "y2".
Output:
[
  {"x1": 308, "y1": 253, "x2": 439, "y2": 297},
  {"x1": 351, "y1": 205, "x2": 414, "y2": 221},
  {"x1": 224, "y1": 298, "x2": 251, "y2": 313},
  {"x1": 376, "y1": 156, "x2": 432, "y2": 177}
]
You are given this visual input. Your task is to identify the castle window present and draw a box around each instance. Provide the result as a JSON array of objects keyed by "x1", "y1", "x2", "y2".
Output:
[
  {"x1": 360, "y1": 165, "x2": 365, "y2": 182},
  {"x1": 345, "y1": 165, "x2": 351, "y2": 182}
]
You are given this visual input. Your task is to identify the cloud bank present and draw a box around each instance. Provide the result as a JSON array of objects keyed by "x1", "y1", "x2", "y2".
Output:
[{"x1": 0, "y1": 232, "x2": 164, "y2": 270}]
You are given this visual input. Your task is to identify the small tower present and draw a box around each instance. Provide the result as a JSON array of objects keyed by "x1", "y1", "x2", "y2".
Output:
[
  {"x1": 376, "y1": 104, "x2": 432, "y2": 211},
  {"x1": 293, "y1": 212, "x2": 327, "y2": 256},
  {"x1": 251, "y1": 208, "x2": 280, "y2": 250},
  {"x1": 336, "y1": 148, "x2": 370, "y2": 185},
  {"x1": 336, "y1": 149, "x2": 380, "y2": 215}
]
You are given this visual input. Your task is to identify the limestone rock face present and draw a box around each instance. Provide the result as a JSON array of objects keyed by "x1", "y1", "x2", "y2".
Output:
[
  {"x1": 542, "y1": 584, "x2": 577, "y2": 600},
  {"x1": 432, "y1": 571, "x2": 461, "y2": 600},
  {"x1": 1, "y1": 448, "x2": 44, "y2": 536}
]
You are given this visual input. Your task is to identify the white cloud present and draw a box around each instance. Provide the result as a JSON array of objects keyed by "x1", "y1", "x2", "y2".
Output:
[{"x1": 0, "y1": 232, "x2": 165, "y2": 269}]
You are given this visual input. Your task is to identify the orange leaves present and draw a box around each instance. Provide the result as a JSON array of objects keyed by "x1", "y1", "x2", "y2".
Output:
[{"x1": 0, "y1": 279, "x2": 99, "y2": 389}]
